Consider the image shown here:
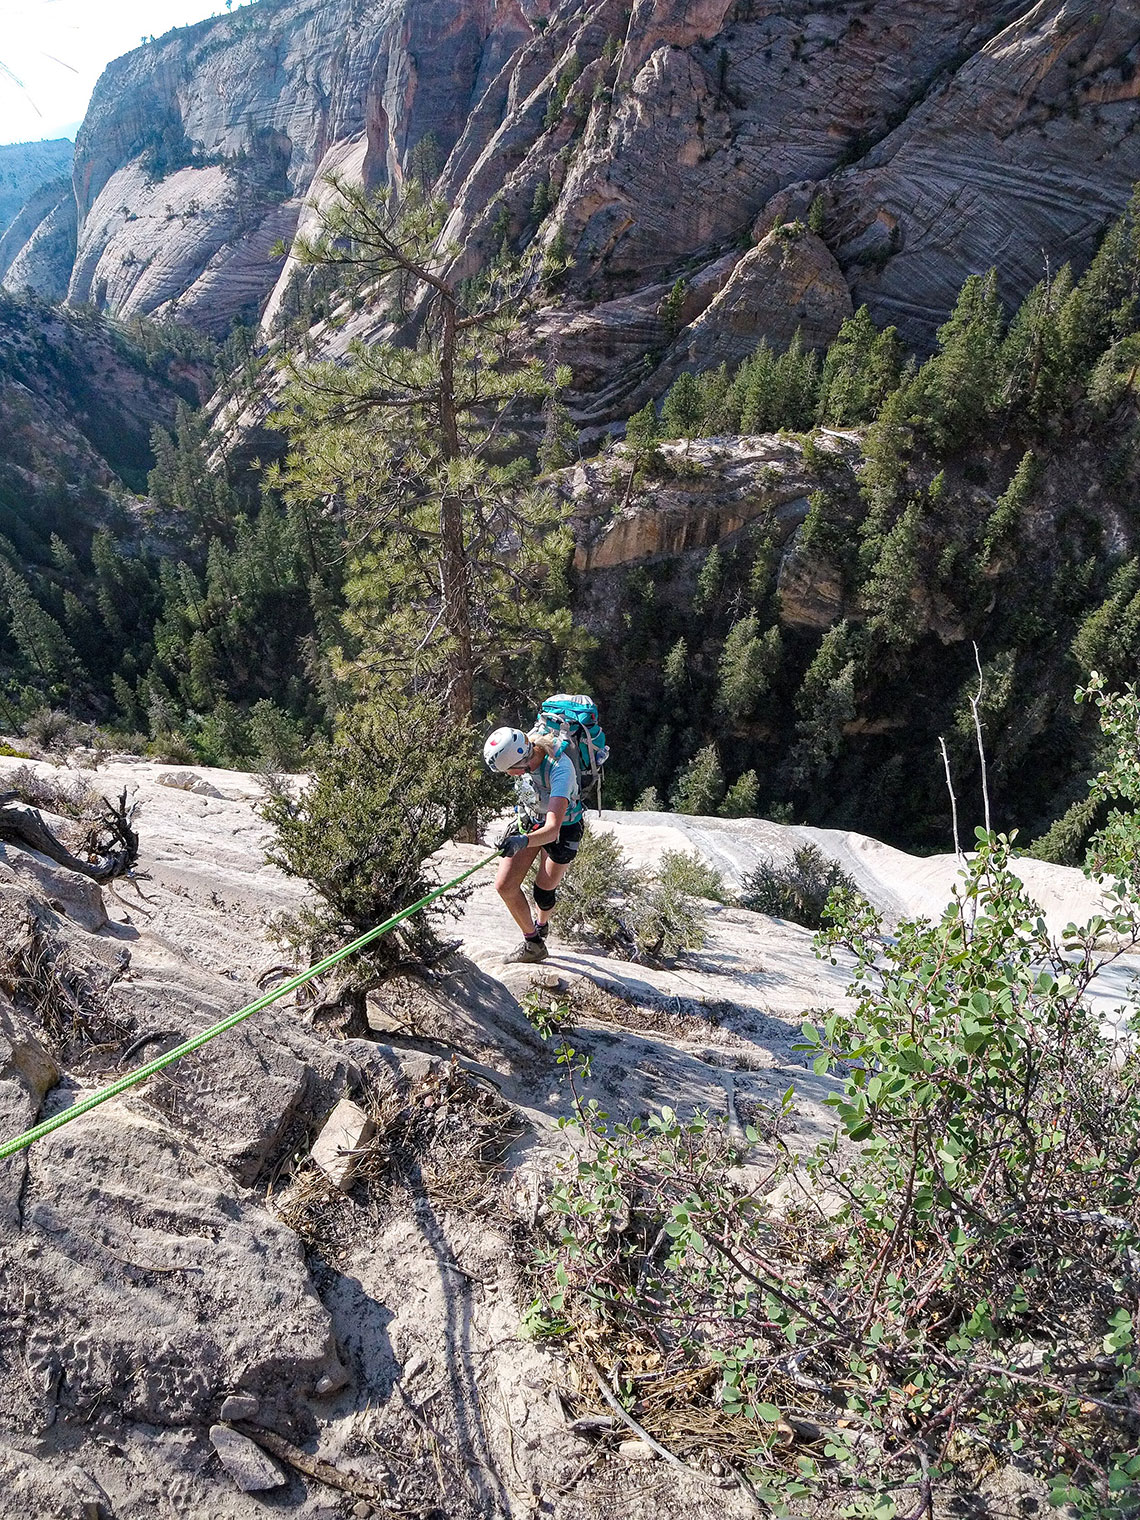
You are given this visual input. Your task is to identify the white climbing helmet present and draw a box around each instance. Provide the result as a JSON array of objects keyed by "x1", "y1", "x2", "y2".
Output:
[{"x1": 483, "y1": 726, "x2": 531, "y2": 773}]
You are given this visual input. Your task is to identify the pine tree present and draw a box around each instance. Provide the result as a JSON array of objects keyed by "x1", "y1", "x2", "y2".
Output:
[
  {"x1": 787, "y1": 621, "x2": 858, "y2": 789},
  {"x1": 981, "y1": 450, "x2": 1037, "y2": 564},
  {"x1": 770, "y1": 331, "x2": 820, "y2": 431},
  {"x1": 817, "y1": 306, "x2": 901, "y2": 426},
  {"x1": 863, "y1": 500, "x2": 922, "y2": 647},
  {"x1": 1071, "y1": 560, "x2": 1140, "y2": 682},
  {"x1": 910, "y1": 270, "x2": 1006, "y2": 448},
  {"x1": 697, "y1": 364, "x2": 733, "y2": 435},
  {"x1": 670, "y1": 742, "x2": 726, "y2": 815},
  {"x1": 719, "y1": 768, "x2": 760, "y2": 817},
  {"x1": 999, "y1": 264, "x2": 1076, "y2": 420},
  {"x1": 148, "y1": 401, "x2": 235, "y2": 538},
  {"x1": 661, "y1": 277, "x2": 688, "y2": 336},
  {"x1": 1056, "y1": 189, "x2": 1140, "y2": 377},
  {"x1": 857, "y1": 371, "x2": 918, "y2": 542},
  {"x1": 275, "y1": 176, "x2": 572, "y2": 721},
  {"x1": 738, "y1": 341, "x2": 777, "y2": 433},
  {"x1": 693, "y1": 545, "x2": 723, "y2": 615},
  {"x1": 620, "y1": 401, "x2": 661, "y2": 507},
  {"x1": 716, "y1": 613, "x2": 781, "y2": 720},
  {"x1": 0, "y1": 566, "x2": 82, "y2": 693},
  {"x1": 662, "y1": 636, "x2": 688, "y2": 700},
  {"x1": 661, "y1": 371, "x2": 705, "y2": 449},
  {"x1": 538, "y1": 396, "x2": 578, "y2": 471}
]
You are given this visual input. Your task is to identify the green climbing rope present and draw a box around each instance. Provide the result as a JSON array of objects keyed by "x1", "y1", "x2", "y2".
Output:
[{"x1": 0, "y1": 850, "x2": 499, "y2": 1162}]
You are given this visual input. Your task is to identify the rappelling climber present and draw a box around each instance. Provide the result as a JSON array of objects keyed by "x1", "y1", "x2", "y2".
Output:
[{"x1": 483, "y1": 724, "x2": 584, "y2": 964}]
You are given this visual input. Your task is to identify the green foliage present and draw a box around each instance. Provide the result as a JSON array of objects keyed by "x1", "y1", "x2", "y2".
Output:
[
  {"x1": 661, "y1": 636, "x2": 688, "y2": 700},
  {"x1": 817, "y1": 306, "x2": 901, "y2": 427},
  {"x1": 274, "y1": 175, "x2": 580, "y2": 719},
  {"x1": 669, "y1": 742, "x2": 725, "y2": 815},
  {"x1": 0, "y1": 564, "x2": 81, "y2": 696},
  {"x1": 529, "y1": 826, "x2": 1140, "y2": 1515},
  {"x1": 692, "y1": 544, "x2": 722, "y2": 615},
  {"x1": 538, "y1": 397, "x2": 578, "y2": 472},
  {"x1": 1078, "y1": 674, "x2": 1140, "y2": 887},
  {"x1": 661, "y1": 371, "x2": 704, "y2": 445},
  {"x1": 149, "y1": 402, "x2": 237, "y2": 538},
  {"x1": 544, "y1": 55, "x2": 583, "y2": 128},
  {"x1": 786, "y1": 621, "x2": 858, "y2": 789},
  {"x1": 623, "y1": 400, "x2": 659, "y2": 457},
  {"x1": 661, "y1": 277, "x2": 688, "y2": 336},
  {"x1": 981, "y1": 449, "x2": 1037, "y2": 563},
  {"x1": 555, "y1": 826, "x2": 713, "y2": 961},
  {"x1": 738, "y1": 842, "x2": 858, "y2": 927},
  {"x1": 716, "y1": 613, "x2": 781, "y2": 720},
  {"x1": 908, "y1": 269, "x2": 1007, "y2": 449},
  {"x1": 263, "y1": 697, "x2": 491, "y2": 970},
  {"x1": 1026, "y1": 792, "x2": 1102, "y2": 864},
  {"x1": 657, "y1": 847, "x2": 729, "y2": 902},
  {"x1": 719, "y1": 768, "x2": 759, "y2": 818},
  {"x1": 1072, "y1": 561, "x2": 1140, "y2": 683},
  {"x1": 862, "y1": 499, "x2": 922, "y2": 647},
  {"x1": 652, "y1": 332, "x2": 822, "y2": 442},
  {"x1": 408, "y1": 131, "x2": 441, "y2": 192},
  {"x1": 737, "y1": 331, "x2": 819, "y2": 434}
]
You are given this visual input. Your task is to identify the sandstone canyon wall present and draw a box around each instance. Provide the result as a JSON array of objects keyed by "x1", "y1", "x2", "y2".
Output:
[
  {"x1": 0, "y1": 139, "x2": 73, "y2": 238},
  {"x1": 2, "y1": 0, "x2": 1139, "y2": 398}
]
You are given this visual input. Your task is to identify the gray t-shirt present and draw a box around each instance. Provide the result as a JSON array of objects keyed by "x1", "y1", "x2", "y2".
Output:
[{"x1": 515, "y1": 753, "x2": 581, "y2": 826}]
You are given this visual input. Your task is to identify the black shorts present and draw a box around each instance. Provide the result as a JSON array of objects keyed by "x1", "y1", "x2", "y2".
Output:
[{"x1": 544, "y1": 819, "x2": 584, "y2": 865}]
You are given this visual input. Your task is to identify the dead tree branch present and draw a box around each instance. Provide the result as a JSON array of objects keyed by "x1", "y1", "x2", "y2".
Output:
[{"x1": 0, "y1": 788, "x2": 138, "y2": 882}]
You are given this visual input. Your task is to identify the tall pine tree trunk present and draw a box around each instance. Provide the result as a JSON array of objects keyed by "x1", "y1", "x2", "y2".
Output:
[{"x1": 437, "y1": 296, "x2": 475, "y2": 725}]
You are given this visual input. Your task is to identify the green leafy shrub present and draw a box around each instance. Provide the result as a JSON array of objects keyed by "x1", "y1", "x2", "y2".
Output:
[
  {"x1": 263, "y1": 698, "x2": 490, "y2": 1014},
  {"x1": 1079, "y1": 674, "x2": 1140, "y2": 889},
  {"x1": 657, "y1": 847, "x2": 729, "y2": 902},
  {"x1": 738, "y1": 842, "x2": 858, "y2": 927},
  {"x1": 556, "y1": 827, "x2": 713, "y2": 962},
  {"x1": 527, "y1": 830, "x2": 1140, "y2": 1515}
]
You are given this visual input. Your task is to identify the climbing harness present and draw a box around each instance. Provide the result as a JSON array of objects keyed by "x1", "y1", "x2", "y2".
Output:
[{"x1": 0, "y1": 850, "x2": 499, "y2": 1161}]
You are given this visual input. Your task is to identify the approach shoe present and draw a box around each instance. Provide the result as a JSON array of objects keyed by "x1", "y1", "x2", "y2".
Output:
[
  {"x1": 506, "y1": 934, "x2": 549, "y2": 964},
  {"x1": 531, "y1": 919, "x2": 549, "y2": 940}
]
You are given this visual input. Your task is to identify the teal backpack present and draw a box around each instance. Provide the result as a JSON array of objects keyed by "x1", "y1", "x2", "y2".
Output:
[{"x1": 533, "y1": 693, "x2": 609, "y2": 813}]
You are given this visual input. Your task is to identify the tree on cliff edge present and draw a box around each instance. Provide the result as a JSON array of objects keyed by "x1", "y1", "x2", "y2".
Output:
[{"x1": 270, "y1": 176, "x2": 580, "y2": 722}]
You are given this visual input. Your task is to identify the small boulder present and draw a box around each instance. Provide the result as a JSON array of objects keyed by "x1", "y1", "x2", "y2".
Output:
[
  {"x1": 209, "y1": 1424, "x2": 286, "y2": 1492},
  {"x1": 219, "y1": 1393, "x2": 260, "y2": 1421},
  {"x1": 156, "y1": 770, "x2": 223, "y2": 798},
  {"x1": 310, "y1": 1098, "x2": 375, "y2": 1192}
]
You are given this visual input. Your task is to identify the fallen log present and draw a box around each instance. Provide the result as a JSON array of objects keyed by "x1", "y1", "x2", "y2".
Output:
[{"x1": 0, "y1": 788, "x2": 138, "y2": 882}]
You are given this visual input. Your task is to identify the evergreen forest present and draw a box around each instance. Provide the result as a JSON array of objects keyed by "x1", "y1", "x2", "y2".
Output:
[{"x1": 3, "y1": 188, "x2": 1140, "y2": 863}]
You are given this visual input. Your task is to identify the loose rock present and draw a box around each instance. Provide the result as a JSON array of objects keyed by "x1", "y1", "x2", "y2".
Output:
[
  {"x1": 310, "y1": 1098, "x2": 375, "y2": 1192},
  {"x1": 209, "y1": 1424, "x2": 287, "y2": 1492},
  {"x1": 618, "y1": 1439, "x2": 657, "y2": 1461},
  {"x1": 219, "y1": 1393, "x2": 260, "y2": 1421}
]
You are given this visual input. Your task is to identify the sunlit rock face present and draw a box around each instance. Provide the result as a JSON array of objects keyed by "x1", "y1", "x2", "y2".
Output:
[{"x1": 4, "y1": 0, "x2": 1140, "y2": 390}]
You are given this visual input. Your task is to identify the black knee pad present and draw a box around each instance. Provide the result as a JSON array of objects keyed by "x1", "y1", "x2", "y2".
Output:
[{"x1": 534, "y1": 885, "x2": 558, "y2": 911}]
